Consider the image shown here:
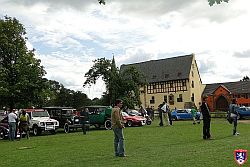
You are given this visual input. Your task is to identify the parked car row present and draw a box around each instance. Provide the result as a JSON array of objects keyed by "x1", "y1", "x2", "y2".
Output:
[
  {"x1": 1, "y1": 106, "x2": 153, "y2": 140},
  {"x1": 0, "y1": 108, "x2": 59, "y2": 140}
]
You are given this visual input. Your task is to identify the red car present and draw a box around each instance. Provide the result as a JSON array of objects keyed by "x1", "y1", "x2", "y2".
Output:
[{"x1": 121, "y1": 112, "x2": 146, "y2": 127}]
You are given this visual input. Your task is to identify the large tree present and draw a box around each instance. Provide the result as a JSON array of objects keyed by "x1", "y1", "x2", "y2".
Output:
[
  {"x1": 43, "y1": 79, "x2": 91, "y2": 109},
  {"x1": 83, "y1": 57, "x2": 146, "y2": 108},
  {"x1": 0, "y1": 16, "x2": 46, "y2": 110}
]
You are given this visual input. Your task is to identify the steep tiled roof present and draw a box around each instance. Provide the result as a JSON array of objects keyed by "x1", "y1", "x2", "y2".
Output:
[
  {"x1": 120, "y1": 54, "x2": 194, "y2": 83},
  {"x1": 203, "y1": 81, "x2": 250, "y2": 95}
]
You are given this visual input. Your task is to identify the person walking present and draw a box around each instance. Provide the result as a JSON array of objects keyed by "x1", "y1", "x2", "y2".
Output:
[
  {"x1": 229, "y1": 98, "x2": 240, "y2": 136},
  {"x1": 200, "y1": 97, "x2": 211, "y2": 140},
  {"x1": 19, "y1": 110, "x2": 30, "y2": 139},
  {"x1": 167, "y1": 106, "x2": 172, "y2": 126},
  {"x1": 191, "y1": 105, "x2": 197, "y2": 125},
  {"x1": 80, "y1": 108, "x2": 90, "y2": 135},
  {"x1": 8, "y1": 109, "x2": 17, "y2": 141},
  {"x1": 111, "y1": 99, "x2": 126, "y2": 157}
]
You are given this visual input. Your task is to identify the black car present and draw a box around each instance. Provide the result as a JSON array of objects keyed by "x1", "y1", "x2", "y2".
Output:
[
  {"x1": 44, "y1": 107, "x2": 82, "y2": 133},
  {"x1": 0, "y1": 116, "x2": 9, "y2": 140}
]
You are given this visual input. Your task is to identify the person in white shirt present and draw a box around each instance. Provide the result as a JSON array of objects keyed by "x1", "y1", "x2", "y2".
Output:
[{"x1": 8, "y1": 109, "x2": 17, "y2": 141}]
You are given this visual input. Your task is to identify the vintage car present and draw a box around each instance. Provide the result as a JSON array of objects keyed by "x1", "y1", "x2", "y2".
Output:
[
  {"x1": 85, "y1": 106, "x2": 112, "y2": 130},
  {"x1": 121, "y1": 111, "x2": 147, "y2": 127},
  {"x1": 171, "y1": 109, "x2": 201, "y2": 121},
  {"x1": 24, "y1": 109, "x2": 59, "y2": 136},
  {"x1": 236, "y1": 107, "x2": 250, "y2": 119},
  {"x1": 0, "y1": 116, "x2": 9, "y2": 140},
  {"x1": 44, "y1": 107, "x2": 82, "y2": 133}
]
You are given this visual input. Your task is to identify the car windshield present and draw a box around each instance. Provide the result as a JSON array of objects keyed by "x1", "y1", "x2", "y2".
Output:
[
  {"x1": 62, "y1": 109, "x2": 75, "y2": 115},
  {"x1": 128, "y1": 110, "x2": 139, "y2": 115},
  {"x1": 32, "y1": 111, "x2": 50, "y2": 117},
  {"x1": 122, "y1": 112, "x2": 129, "y2": 117},
  {"x1": 177, "y1": 110, "x2": 185, "y2": 113}
]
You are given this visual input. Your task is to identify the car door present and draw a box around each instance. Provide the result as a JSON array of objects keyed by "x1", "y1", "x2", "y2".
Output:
[
  {"x1": 185, "y1": 109, "x2": 192, "y2": 119},
  {"x1": 243, "y1": 108, "x2": 250, "y2": 118},
  {"x1": 177, "y1": 110, "x2": 186, "y2": 119}
]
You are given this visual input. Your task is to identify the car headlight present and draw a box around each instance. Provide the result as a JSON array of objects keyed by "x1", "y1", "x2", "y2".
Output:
[{"x1": 40, "y1": 122, "x2": 45, "y2": 126}]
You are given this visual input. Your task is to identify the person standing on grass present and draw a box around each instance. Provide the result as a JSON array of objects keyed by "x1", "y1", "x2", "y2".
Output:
[
  {"x1": 229, "y1": 98, "x2": 240, "y2": 136},
  {"x1": 158, "y1": 102, "x2": 165, "y2": 126},
  {"x1": 19, "y1": 110, "x2": 30, "y2": 139},
  {"x1": 8, "y1": 109, "x2": 17, "y2": 141},
  {"x1": 200, "y1": 97, "x2": 211, "y2": 140},
  {"x1": 80, "y1": 108, "x2": 90, "y2": 135},
  {"x1": 111, "y1": 99, "x2": 126, "y2": 157},
  {"x1": 161, "y1": 102, "x2": 171, "y2": 126},
  {"x1": 191, "y1": 105, "x2": 197, "y2": 125}
]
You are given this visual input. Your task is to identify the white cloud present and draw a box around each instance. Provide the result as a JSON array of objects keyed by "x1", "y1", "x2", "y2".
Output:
[{"x1": 1, "y1": 0, "x2": 250, "y2": 99}]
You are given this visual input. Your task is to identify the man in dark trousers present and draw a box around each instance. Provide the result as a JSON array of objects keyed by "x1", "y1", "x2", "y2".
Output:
[
  {"x1": 200, "y1": 97, "x2": 211, "y2": 139},
  {"x1": 158, "y1": 102, "x2": 165, "y2": 126},
  {"x1": 80, "y1": 108, "x2": 90, "y2": 135},
  {"x1": 229, "y1": 98, "x2": 239, "y2": 136}
]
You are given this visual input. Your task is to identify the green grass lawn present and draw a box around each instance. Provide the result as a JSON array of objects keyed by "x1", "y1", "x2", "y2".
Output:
[{"x1": 0, "y1": 119, "x2": 249, "y2": 167}]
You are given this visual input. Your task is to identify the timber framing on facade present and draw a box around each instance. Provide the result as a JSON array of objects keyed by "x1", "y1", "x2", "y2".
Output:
[{"x1": 120, "y1": 54, "x2": 205, "y2": 110}]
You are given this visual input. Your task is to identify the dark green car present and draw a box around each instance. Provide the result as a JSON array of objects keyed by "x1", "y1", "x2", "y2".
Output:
[{"x1": 84, "y1": 106, "x2": 112, "y2": 130}]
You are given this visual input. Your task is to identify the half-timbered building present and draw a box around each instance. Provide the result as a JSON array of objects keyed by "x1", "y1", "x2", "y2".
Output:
[{"x1": 120, "y1": 54, "x2": 205, "y2": 110}]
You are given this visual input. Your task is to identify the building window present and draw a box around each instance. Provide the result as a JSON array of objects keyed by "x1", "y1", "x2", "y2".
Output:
[
  {"x1": 152, "y1": 75, "x2": 156, "y2": 79},
  {"x1": 165, "y1": 74, "x2": 169, "y2": 78},
  {"x1": 169, "y1": 94, "x2": 174, "y2": 105},
  {"x1": 164, "y1": 95, "x2": 167, "y2": 102},
  {"x1": 182, "y1": 80, "x2": 186, "y2": 87},
  {"x1": 177, "y1": 94, "x2": 183, "y2": 102},
  {"x1": 191, "y1": 93, "x2": 194, "y2": 102},
  {"x1": 178, "y1": 72, "x2": 182, "y2": 77},
  {"x1": 192, "y1": 81, "x2": 194, "y2": 88},
  {"x1": 150, "y1": 96, "x2": 155, "y2": 104}
]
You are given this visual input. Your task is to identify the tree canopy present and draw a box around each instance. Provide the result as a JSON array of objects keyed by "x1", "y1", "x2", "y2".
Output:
[
  {"x1": 83, "y1": 57, "x2": 146, "y2": 108},
  {"x1": 240, "y1": 76, "x2": 250, "y2": 82},
  {"x1": 208, "y1": 0, "x2": 229, "y2": 6},
  {"x1": 0, "y1": 16, "x2": 46, "y2": 110}
]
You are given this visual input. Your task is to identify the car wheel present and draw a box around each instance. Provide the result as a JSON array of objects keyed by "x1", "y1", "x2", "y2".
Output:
[
  {"x1": 104, "y1": 120, "x2": 112, "y2": 130},
  {"x1": 174, "y1": 116, "x2": 178, "y2": 121},
  {"x1": 146, "y1": 120, "x2": 152, "y2": 125},
  {"x1": 127, "y1": 120, "x2": 132, "y2": 127},
  {"x1": 0, "y1": 129, "x2": 5, "y2": 140},
  {"x1": 64, "y1": 123, "x2": 70, "y2": 133},
  {"x1": 33, "y1": 125, "x2": 41, "y2": 136}
]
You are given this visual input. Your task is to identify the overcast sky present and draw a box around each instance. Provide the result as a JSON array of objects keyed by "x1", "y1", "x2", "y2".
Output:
[{"x1": 1, "y1": 0, "x2": 250, "y2": 99}]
